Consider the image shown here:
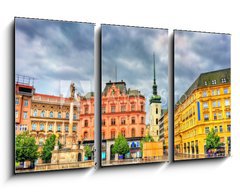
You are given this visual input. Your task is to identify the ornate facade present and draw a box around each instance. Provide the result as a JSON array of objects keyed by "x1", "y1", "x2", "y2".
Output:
[
  {"x1": 101, "y1": 81, "x2": 146, "y2": 161},
  {"x1": 174, "y1": 68, "x2": 231, "y2": 158}
]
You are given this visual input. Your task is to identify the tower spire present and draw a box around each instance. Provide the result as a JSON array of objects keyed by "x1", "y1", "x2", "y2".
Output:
[{"x1": 152, "y1": 53, "x2": 157, "y2": 95}]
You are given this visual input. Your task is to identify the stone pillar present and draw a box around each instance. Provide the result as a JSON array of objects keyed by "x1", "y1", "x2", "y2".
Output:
[
  {"x1": 66, "y1": 101, "x2": 74, "y2": 148},
  {"x1": 106, "y1": 140, "x2": 111, "y2": 161}
]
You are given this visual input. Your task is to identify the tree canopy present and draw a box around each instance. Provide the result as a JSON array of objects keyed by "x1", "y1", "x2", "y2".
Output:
[
  {"x1": 16, "y1": 131, "x2": 39, "y2": 163},
  {"x1": 84, "y1": 145, "x2": 92, "y2": 159},
  {"x1": 112, "y1": 134, "x2": 129, "y2": 155},
  {"x1": 206, "y1": 129, "x2": 223, "y2": 150},
  {"x1": 41, "y1": 134, "x2": 56, "y2": 163}
]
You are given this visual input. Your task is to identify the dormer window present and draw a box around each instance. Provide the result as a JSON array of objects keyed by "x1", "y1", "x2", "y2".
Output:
[
  {"x1": 204, "y1": 81, "x2": 207, "y2": 86},
  {"x1": 211, "y1": 80, "x2": 216, "y2": 85},
  {"x1": 221, "y1": 78, "x2": 227, "y2": 83}
]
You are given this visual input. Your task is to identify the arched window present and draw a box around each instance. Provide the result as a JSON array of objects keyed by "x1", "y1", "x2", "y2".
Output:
[
  {"x1": 111, "y1": 130, "x2": 115, "y2": 139},
  {"x1": 58, "y1": 112, "x2": 61, "y2": 118},
  {"x1": 41, "y1": 110, "x2": 45, "y2": 117},
  {"x1": 131, "y1": 128, "x2": 135, "y2": 137},
  {"x1": 57, "y1": 124, "x2": 61, "y2": 132},
  {"x1": 33, "y1": 110, "x2": 37, "y2": 117},
  {"x1": 121, "y1": 129, "x2": 126, "y2": 137},
  {"x1": 32, "y1": 123, "x2": 37, "y2": 131},
  {"x1": 73, "y1": 113, "x2": 77, "y2": 120},
  {"x1": 65, "y1": 125, "x2": 69, "y2": 132},
  {"x1": 73, "y1": 125, "x2": 77, "y2": 132},
  {"x1": 48, "y1": 124, "x2": 53, "y2": 131},
  {"x1": 156, "y1": 118, "x2": 158, "y2": 125},
  {"x1": 49, "y1": 111, "x2": 54, "y2": 118},
  {"x1": 66, "y1": 112, "x2": 69, "y2": 119},
  {"x1": 40, "y1": 123, "x2": 44, "y2": 131},
  {"x1": 156, "y1": 108, "x2": 158, "y2": 114}
]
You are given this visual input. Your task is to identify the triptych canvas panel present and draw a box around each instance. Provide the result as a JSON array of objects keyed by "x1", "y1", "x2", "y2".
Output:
[{"x1": 14, "y1": 17, "x2": 231, "y2": 173}]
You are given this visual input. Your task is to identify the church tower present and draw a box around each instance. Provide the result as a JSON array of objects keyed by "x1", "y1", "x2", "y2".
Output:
[{"x1": 149, "y1": 53, "x2": 162, "y2": 141}]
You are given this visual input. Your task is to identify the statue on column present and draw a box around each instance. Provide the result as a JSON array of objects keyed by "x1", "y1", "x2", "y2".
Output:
[{"x1": 70, "y1": 82, "x2": 75, "y2": 99}]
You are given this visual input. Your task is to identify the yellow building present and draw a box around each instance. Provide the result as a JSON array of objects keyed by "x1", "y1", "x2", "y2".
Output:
[{"x1": 174, "y1": 68, "x2": 231, "y2": 159}]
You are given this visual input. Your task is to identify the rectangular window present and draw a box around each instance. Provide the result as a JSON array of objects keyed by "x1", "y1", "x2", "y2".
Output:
[
  {"x1": 225, "y1": 99, "x2": 230, "y2": 106},
  {"x1": 141, "y1": 104, "x2": 144, "y2": 111},
  {"x1": 102, "y1": 119, "x2": 106, "y2": 126},
  {"x1": 102, "y1": 107, "x2": 106, "y2": 113},
  {"x1": 141, "y1": 117, "x2": 144, "y2": 124},
  {"x1": 24, "y1": 100, "x2": 28, "y2": 106},
  {"x1": 121, "y1": 118, "x2": 126, "y2": 125},
  {"x1": 16, "y1": 98, "x2": 19, "y2": 105},
  {"x1": 224, "y1": 88, "x2": 228, "y2": 94},
  {"x1": 213, "y1": 113, "x2": 217, "y2": 120},
  {"x1": 204, "y1": 114, "x2": 209, "y2": 121},
  {"x1": 121, "y1": 105, "x2": 126, "y2": 112},
  {"x1": 84, "y1": 106, "x2": 89, "y2": 114},
  {"x1": 227, "y1": 125, "x2": 231, "y2": 132},
  {"x1": 205, "y1": 127, "x2": 210, "y2": 134},
  {"x1": 23, "y1": 112, "x2": 27, "y2": 119},
  {"x1": 111, "y1": 106, "x2": 115, "y2": 113},
  {"x1": 214, "y1": 126, "x2": 218, "y2": 133},
  {"x1": 218, "y1": 113, "x2": 222, "y2": 119},
  {"x1": 15, "y1": 111, "x2": 18, "y2": 118},
  {"x1": 226, "y1": 111, "x2": 231, "y2": 118},
  {"x1": 217, "y1": 89, "x2": 220, "y2": 95},
  {"x1": 65, "y1": 125, "x2": 69, "y2": 132},
  {"x1": 212, "y1": 101, "x2": 216, "y2": 108},
  {"x1": 111, "y1": 119, "x2": 116, "y2": 125},
  {"x1": 131, "y1": 104, "x2": 135, "y2": 111},
  {"x1": 131, "y1": 117, "x2": 135, "y2": 124},
  {"x1": 202, "y1": 91, "x2": 207, "y2": 97},
  {"x1": 219, "y1": 125, "x2": 223, "y2": 132},
  {"x1": 203, "y1": 102, "x2": 208, "y2": 109}
]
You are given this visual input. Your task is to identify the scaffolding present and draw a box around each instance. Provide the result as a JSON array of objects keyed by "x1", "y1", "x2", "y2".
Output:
[{"x1": 15, "y1": 74, "x2": 36, "y2": 86}]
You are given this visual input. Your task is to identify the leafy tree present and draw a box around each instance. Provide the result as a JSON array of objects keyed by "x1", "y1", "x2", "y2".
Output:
[
  {"x1": 140, "y1": 134, "x2": 154, "y2": 151},
  {"x1": 84, "y1": 145, "x2": 92, "y2": 160},
  {"x1": 41, "y1": 134, "x2": 56, "y2": 163},
  {"x1": 206, "y1": 129, "x2": 223, "y2": 150},
  {"x1": 112, "y1": 134, "x2": 129, "y2": 156},
  {"x1": 16, "y1": 131, "x2": 39, "y2": 163}
]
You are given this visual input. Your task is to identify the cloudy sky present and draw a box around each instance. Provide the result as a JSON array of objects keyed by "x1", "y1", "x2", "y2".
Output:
[
  {"x1": 102, "y1": 25, "x2": 168, "y2": 115},
  {"x1": 15, "y1": 18, "x2": 94, "y2": 97},
  {"x1": 174, "y1": 30, "x2": 231, "y2": 103}
]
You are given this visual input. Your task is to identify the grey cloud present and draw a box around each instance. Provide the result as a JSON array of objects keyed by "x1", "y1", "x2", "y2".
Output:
[
  {"x1": 174, "y1": 30, "x2": 230, "y2": 102},
  {"x1": 101, "y1": 25, "x2": 168, "y2": 111},
  {"x1": 15, "y1": 18, "x2": 94, "y2": 94}
]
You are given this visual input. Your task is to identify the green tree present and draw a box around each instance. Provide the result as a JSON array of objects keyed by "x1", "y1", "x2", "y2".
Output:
[
  {"x1": 140, "y1": 134, "x2": 154, "y2": 151},
  {"x1": 16, "y1": 131, "x2": 39, "y2": 163},
  {"x1": 84, "y1": 145, "x2": 92, "y2": 160},
  {"x1": 206, "y1": 129, "x2": 223, "y2": 150},
  {"x1": 112, "y1": 134, "x2": 129, "y2": 157},
  {"x1": 41, "y1": 134, "x2": 56, "y2": 163}
]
